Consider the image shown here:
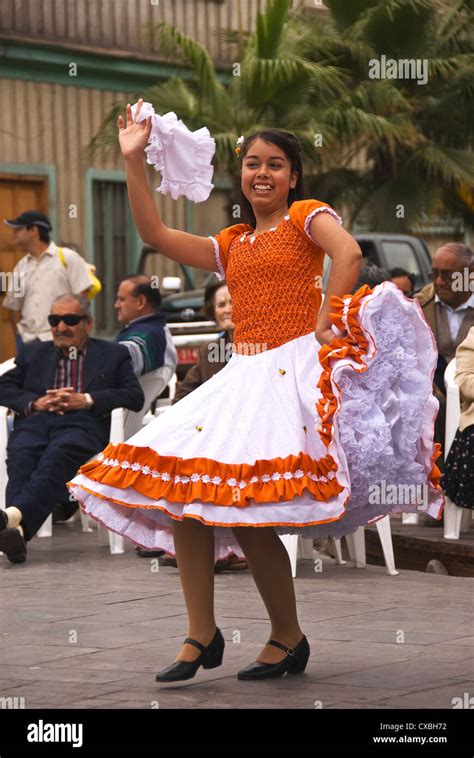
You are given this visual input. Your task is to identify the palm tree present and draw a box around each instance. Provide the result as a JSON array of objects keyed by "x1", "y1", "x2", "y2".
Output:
[
  {"x1": 89, "y1": 0, "x2": 474, "y2": 233},
  {"x1": 88, "y1": 0, "x2": 345, "y2": 216},
  {"x1": 294, "y1": 0, "x2": 474, "y2": 232}
]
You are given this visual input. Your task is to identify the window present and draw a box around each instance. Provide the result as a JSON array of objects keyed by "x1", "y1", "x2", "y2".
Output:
[
  {"x1": 92, "y1": 180, "x2": 129, "y2": 335},
  {"x1": 382, "y1": 240, "x2": 422, "y2": 284}
]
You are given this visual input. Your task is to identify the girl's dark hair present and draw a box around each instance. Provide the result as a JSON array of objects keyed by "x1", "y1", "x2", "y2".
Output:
[
  {"x1": 204, "y1": 280, "x2": 227, "y2": 321},
  {"x1": 237, "y1": 129, "x2": 306, "y2": 228}
]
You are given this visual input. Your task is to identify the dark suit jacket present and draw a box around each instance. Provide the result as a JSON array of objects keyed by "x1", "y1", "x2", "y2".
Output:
[{"x1": 0, "y1": 338, "x2": 145, "y2": 437}]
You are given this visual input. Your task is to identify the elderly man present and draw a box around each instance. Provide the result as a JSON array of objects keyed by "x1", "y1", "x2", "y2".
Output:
[
  {"x1": 0, "y1": 294, "x2": 144, "y2": 564},
  {"x1": 415, "y1": 242, "x2": 474, "y2": 474},
  {"x1": 115, "y1": 274, "x2": 177, "y2": 376},
  {"x1": 416, "y1": 243, "x2": 474, "y2": 391},
  {"x1": 2, "y1": 211, "x2": 93, "y2": 350}
]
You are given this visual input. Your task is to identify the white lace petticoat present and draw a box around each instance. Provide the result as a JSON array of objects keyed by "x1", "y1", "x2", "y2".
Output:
[{"x1": 67, "y1": 282, "x2": 443, "y2": 560}]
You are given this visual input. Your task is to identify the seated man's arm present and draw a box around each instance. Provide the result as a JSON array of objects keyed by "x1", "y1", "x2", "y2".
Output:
[
  {"x1": 119, "y1": 328, "x2": 167, "y2": 376},
  {"x1": 88, "y1": 346, "x2": 145, "y2": 417},
  {"x1": 0, "y1": 350, "x2": 38, "y2": 414},
  {"x1": 119, "y1": 340, "x2": 145, "y2": 377}
]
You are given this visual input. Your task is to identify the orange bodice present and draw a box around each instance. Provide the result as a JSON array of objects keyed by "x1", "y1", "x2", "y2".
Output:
[{"x1": 213, "y1": 199, "x2": 340, "y2": 353}]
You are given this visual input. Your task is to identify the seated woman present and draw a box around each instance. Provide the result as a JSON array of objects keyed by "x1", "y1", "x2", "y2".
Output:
[
  {"x1": 172, "y1": 281, "x2": 234, "y2": 403},
  {"x1": 442, "y1": 325, "x2": 474, "y2": 510},
  {"x1": 137, "y1": 281, "x2": 248, "y2": 572}
]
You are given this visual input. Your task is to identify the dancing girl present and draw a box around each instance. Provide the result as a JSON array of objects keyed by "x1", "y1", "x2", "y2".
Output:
[{"x1": 68, "y1": 100, "x2": 443, "y2": 683}]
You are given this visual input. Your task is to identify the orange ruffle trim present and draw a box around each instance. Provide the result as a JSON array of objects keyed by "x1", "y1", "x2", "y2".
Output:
[
  {"x1": 316, "y1": 285, "x2": 372, "y2": 447},
  {"x1": 71, "y1": 444, "x2": 344, "y2": 506},
  {"x1": 429, "y1": 442, "x2": 443, "y2": 491}
]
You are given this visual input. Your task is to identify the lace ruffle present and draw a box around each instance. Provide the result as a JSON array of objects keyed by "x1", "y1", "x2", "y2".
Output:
[
  {"x1": 131, "y1": 103, "x2": 215, "y2": 203},
  {"x1": 208, "y1": 236, "x2": 225, "y2": 281},
  {"x1": 318, "y1": 282, "x2": 444, "y2": 523},
  {"x1": 303, "y1": 205, "x2": 343, "y2": 242}
]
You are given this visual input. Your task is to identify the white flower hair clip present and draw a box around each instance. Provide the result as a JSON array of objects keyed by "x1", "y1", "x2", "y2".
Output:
[{"x1": 235, "y1": 135, "x2": 245, "y2": 155}]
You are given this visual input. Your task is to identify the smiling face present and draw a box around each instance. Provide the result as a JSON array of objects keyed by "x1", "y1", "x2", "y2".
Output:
[
  {"x1": 241, "y1": 138, "x2": 298, "y2": 217},
  {"x1": 212, "y1": 285, "x2": 233, "y2": 332},
  {"x1": 432, "y1": 247, "x2": 473, "y2": 308}
]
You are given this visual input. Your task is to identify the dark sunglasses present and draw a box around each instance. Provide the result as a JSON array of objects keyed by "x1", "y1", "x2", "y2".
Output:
[{"x1": 47, "y1": 314, "x2": 87, "y2": 327}]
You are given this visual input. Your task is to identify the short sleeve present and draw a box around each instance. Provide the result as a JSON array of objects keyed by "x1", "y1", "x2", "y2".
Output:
[
  {"x1": 62, "y1": 249, "x2": 93, "y2": 294},
  {"x1": 289, "y1": 199, "x2": 343, "y2": 245},
  {"x1": 208, "y1": 224, "x2": 251, "y2": 280}
]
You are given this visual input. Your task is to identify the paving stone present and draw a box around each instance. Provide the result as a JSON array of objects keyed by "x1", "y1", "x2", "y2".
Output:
[{"x1": 1, "y1": 520, "x2": 472, "y2": 709}]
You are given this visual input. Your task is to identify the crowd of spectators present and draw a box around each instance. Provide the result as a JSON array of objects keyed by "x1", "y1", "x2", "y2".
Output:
[{"x1": 0, "y1": 209, "x2": 472, "y2": 563}]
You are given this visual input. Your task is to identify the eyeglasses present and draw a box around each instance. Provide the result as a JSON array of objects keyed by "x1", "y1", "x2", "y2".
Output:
[
  {"x1": 47, "y1": 314, "x2": 87, "y2": 327},
  {"x1": 429, "y1": 269, "x2": 458, "y2": 283}
]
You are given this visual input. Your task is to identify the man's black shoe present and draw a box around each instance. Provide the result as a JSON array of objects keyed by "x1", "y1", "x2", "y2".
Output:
[
  {"x1": 135, "y1": 546, "x2": 166, "y2": 558},
  {"x1": 0, "y1": 528, "x2": 27, "y2": 564},
  {"x1": 53, "y1": 501, "x2": 79, "y2": 523},
  {"x1": 0, "y1": 510, "x2": 8, "y2": 532}
]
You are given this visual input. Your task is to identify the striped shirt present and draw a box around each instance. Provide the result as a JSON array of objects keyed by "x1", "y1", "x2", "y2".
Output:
[{"x1": 53, "y1": 345, "x2": 87, "y2": 392}]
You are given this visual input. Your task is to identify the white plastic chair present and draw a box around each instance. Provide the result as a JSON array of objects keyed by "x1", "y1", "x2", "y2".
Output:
[
  {"x1": 0, "y1": 358, "x2": 15, "y2": 512},
  {"x1": 142, "y1": 371, "x2": 177, "y2": 423},
  {"x1": 85, "y1": 365, "x2": 176, "y2": 553},
  {"x1": 0, "y1": 360, "x2": 175, "y2": 553},
  {"x1": 279, "y1": 535, "x2": 316, "y2": 578},
  {"x1": 443, "y1": 358, "x2": 472, "y2": 539},
  {"x1": 335, "y1": 517, "x2": 399, "y2": 575},
  {"x1": 280, "y1": 516, "x2": 399, "y2": 578}
]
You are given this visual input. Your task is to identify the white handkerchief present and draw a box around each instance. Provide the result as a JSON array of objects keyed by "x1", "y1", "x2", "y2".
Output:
[{"x1": 131, "y1": 102, "x2": 215, "y2": 203}]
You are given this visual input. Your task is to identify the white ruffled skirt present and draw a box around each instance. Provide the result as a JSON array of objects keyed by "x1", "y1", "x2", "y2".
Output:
[{"x1": 67, "y1": 283, "x2": 444, "y2": 560}]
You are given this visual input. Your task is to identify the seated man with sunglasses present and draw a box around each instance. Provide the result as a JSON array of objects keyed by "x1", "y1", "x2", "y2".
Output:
[{"x1": 0, "y1": 293, "x2": 145, "y2": 564}]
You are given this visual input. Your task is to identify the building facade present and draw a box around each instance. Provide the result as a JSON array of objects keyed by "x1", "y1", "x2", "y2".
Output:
[{"x1": 0, "y1": 0, "x2": 265, "y2": 359}]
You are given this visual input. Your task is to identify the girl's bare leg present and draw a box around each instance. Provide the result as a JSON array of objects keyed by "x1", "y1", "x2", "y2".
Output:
[
  {"x1": 232, "y1": 526, "x2": 304, "y2": 663},
  {"x1": 172, "y1": 517, "x2": 216, "y2": 662}
]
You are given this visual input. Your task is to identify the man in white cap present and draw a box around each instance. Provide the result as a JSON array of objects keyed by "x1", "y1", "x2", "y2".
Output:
[{"x1": 2, "y1": 210, "x2": 92, "y2": 350}]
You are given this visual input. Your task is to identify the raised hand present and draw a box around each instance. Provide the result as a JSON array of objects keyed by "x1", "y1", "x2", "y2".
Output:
[{"x1": 117, "y1": 98, "x2": 153, "y2": 160}]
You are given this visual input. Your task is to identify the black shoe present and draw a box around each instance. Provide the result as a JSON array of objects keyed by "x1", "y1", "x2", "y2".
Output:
[
  {"x1": 53, "y1": 501, "x2": 79, "y2": 524},
  {"x1": 0, "y1": 510, "x2": 8, "y2": 532},
  {"x1": 0, "y1": 527, "x2": 27, "y2": 564},
  {"x1": 158, "y1": 554, "x2": 178, "y2": 567},
  {"x1": 155, "y1": 627, "x2": 225, "y2": 683},
  {"x1": 135, "y1": 546, "x2": 166, "y2": 558},
  {"x1": 237, "y1": 635, "x2": 310, "y2": 680}
]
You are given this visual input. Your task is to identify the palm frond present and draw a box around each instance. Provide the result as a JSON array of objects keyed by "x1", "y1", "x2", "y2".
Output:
[
  {"x1": 143, "y1": 80, "x2": 198, "y2": 123},
  {"x1": 255, "y1": 0, "x2": 291, "y2": 59},
  {"x1": 147, "y1": 22, "x2": 225, "y2": 111},
  {"x1": 83, "y1": 101, "x2": 127, "y2": 160},
  {"x1": 407, "y1": 144, "x2": 474, "y2": 185}
]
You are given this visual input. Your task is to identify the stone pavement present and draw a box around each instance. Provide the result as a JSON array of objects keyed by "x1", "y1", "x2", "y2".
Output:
[{"x1": 0, "y1": 519, "x2": 473, "y2": 710}]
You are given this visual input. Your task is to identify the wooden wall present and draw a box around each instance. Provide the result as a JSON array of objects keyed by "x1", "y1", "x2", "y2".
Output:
[
  {"x1": 0, "y1": 0, "x2": 265, "y2": 63},
  {"x1": 0, "y1": 78, "x2": 229, "y2": 266}
]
